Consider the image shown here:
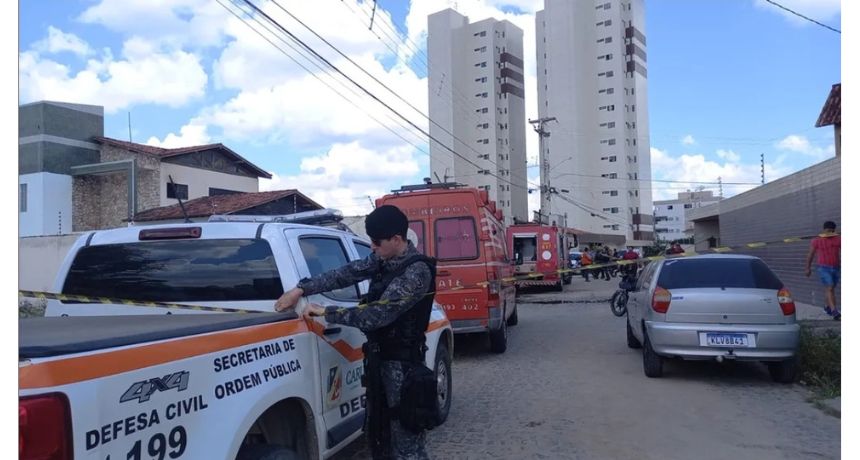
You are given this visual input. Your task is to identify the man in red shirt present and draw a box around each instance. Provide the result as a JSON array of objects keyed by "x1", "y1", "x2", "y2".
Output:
[
  {"x1": 621, "y1": 246, "x2": 640, "y2": 276},
  {"x1": 805, "y1": 220, "x2": 841, "y2": 320}
]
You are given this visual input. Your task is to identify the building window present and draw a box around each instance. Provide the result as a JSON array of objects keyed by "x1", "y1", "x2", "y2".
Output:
[
  {"x1": 684, "y1": 204, "x2": 693, "y2": 209},
  {"x1": 475, "y1": 61, "x2": 487, "y2": 68},
  {"x1": 474, "y1": 31, "x2": 486, "y2": 37},
  {"x1": 474, "y1": 46, "x2": 487, "y2": 52},
  {"x1": 209, "y1": 187, "x2": 240, "y2": 196},
  {"x1": 605, "y1": 19, "x2": 612, "y2": 26},
  {"x1": 19, "y1": 183, "x2": 27, "y2": 212},
  {"x1": 475, "y1": 77, "x2": 487, "y2": 83},
  {"x1": 609, "y1": 156, "x2": 617, "y2": 162},
  {"x1": 167, "y1": 183, "x2": 189, "y2": 200},
  {"x1": 667, "y1": 205, "x2": 673, "y2": 210}
]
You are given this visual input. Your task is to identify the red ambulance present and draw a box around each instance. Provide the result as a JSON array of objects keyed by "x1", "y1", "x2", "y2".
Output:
[
  {"x1": 506, "y1": 223, "x2": 575, "y2": 291},
  {"x1": 376, "y1": 183, "x2": 517, "y2": 353}
]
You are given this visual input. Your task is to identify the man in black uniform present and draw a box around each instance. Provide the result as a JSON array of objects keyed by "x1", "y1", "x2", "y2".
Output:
[{"x1": 275, "y1": 205, "x2": 435, "y2": 459}]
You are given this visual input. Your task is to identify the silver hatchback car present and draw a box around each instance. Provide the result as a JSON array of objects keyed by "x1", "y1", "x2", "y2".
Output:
[{"x1": 625, "y1": 254, "x2": 800, "y2": 382}]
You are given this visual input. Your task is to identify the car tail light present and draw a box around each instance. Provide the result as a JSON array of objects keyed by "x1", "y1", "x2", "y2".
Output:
[
  {"x1": 652, "y1": 286, "x2": 671, "y2": 313},
  {"x1": 777, "y1": 288, "x2": 796, "y2": 315},
  {"x1": 19, "y1": 393, "x2": 72, "y2": 460}
]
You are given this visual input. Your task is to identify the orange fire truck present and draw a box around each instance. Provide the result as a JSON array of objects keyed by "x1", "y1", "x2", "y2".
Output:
[{"x1": 376, "y1": 183, "x2": 517, "y2": 353}]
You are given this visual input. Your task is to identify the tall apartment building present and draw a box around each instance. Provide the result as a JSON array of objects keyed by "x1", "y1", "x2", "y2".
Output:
[
  {"x1": 428, "y1": 8, "x2": 528, "y2": 226},
  {"x1": 654, "y1": 190, "x2": 721, "y2": 240},
  {"x1": 536, "y1": 0, "x2": 653, "y2": 246}
]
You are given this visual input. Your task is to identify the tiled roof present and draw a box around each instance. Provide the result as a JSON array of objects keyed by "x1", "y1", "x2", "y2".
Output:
[
  {"x1": 815, "y1": 83, "x2": 841, "y2": 127},
  {"x1": 93, "y1": 137, "x2": 272, "y2": 178},
  {"x1": 132, "y1": 189, "x2": 322, "y2": 222}
]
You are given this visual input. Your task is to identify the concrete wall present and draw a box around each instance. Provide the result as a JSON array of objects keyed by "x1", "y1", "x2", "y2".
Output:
[
  {"x1": 19, "y1": 234, "x2": 82, "y2": 292},
  {"x1": 712, "y1": 158, "x2": 840, "y2": 306}
]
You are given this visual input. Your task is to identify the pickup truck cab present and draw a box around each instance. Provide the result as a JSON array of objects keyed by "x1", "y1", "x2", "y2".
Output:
[{"x1": 21, "y1": 211, "x2": 453, "y2": 460}]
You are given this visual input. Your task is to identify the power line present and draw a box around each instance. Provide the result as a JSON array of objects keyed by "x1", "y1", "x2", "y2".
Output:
[
  {"x1": 237, "y1": 0, "x2": 537, "y2": 198},
  {"x1": 762, "y1": 0, "x2": 840, "y2": 34}
]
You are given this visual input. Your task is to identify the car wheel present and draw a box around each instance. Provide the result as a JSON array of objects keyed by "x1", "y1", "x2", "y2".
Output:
[
  {"x1": 237, "y1": 445, "x2": 298, "y2": 460},
  {"x1": 434, "y1": 342, "x2": 453, "y2": 425},
  {"x1": 489, "y1": 315, "x2": 508, "y2": 353},
  {"x1": 626, "y1": 317, "x2": 641, "y2": 349},
  {"x1": 767, "y1": 357, "x2": 798, "y2": 384},
  {"x1": 506, "y1": 304, "x2": 519, "y2": 326},
  {"x1": 610, "y1": 291, "x2": 628, "y2": 317},
  {"x1": 642, "y1": 334, "x2": 663, "y2": 378}
]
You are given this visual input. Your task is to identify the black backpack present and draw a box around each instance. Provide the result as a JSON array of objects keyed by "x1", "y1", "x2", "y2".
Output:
[{"x1": 398, "y1": 362, "x2": 440, "y2": 433}]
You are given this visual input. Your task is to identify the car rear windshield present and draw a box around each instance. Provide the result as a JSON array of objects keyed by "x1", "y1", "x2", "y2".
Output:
[
  {"x1": 62, "y1": 239, "x2": 283, "y2": 302},
  {"x1": 656, "y1": 258, "x2": 783, "y2": 290}
]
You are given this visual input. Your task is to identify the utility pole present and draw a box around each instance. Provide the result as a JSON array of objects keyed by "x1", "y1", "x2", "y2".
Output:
[
  {"x1": 529, "y1": 116, "x2": 556, "y2": 223},
  {"x1": 718, "y1": 176, "x2": 723, "y2": 198},
  {"x1": 760, "y1": 153, "x2": 765, "y2": 185}
]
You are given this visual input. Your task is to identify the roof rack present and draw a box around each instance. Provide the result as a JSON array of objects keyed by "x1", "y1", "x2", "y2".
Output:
[
  {"x1": 208, "y1": 209, "x2": 354, "y2": 233},
  {"x1": 392, "y1": 182, "x2": 467, "y2": 193}
]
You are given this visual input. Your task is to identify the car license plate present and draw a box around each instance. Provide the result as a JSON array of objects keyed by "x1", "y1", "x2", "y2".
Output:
[{"x1": 702, "y1": 333, "x2": 753, "y2": 347}]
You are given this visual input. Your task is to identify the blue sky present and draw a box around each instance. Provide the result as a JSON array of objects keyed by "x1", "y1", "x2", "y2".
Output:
[{"x1": 18, "y1": 0, "x2": 842, "y2": 213}]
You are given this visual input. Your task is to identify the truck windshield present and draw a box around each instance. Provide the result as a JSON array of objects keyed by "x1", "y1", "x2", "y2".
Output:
[{"x1": 62, "y1": 239, "x2": 284, "y2": 302}]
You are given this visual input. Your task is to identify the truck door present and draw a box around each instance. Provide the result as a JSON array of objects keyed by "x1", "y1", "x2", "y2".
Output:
[{"x1": 283, "y1": 230, "x2": 367, "y2": 449}]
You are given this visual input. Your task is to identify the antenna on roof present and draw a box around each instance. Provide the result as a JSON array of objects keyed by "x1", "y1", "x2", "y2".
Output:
[
  {"x1": 168, "y1": 175, "x2": 192, "y2": 223},
  {"x1": 128, "y1": 112, "x2": 132, "y2": 142}
]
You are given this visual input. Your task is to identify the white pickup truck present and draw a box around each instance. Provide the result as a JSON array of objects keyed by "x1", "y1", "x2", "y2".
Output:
[{"x1": 19, "y1": 211, "x2": 453, "y2": 460}]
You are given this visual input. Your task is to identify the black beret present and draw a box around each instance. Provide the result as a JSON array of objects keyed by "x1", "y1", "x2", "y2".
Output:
[{"x1": 365, "y1": 205, "x2": 408, "y2": 239}]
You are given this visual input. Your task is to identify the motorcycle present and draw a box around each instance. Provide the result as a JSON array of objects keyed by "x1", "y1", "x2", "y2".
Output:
[{"x1": 610, "y1": 273, "x2": 637, "y2": 317}]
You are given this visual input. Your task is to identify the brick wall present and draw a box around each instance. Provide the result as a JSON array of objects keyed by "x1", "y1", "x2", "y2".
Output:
[
  {"x1": 717, "y1": 159, "x2": 840, "y2": 306},
  {"x1": 73, "y1": 145, "x2": 161, "y2": 231}
]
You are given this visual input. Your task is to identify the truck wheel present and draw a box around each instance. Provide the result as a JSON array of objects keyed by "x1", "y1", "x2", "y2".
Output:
[
  {"x1": 626, "y1": 317, "x2": 641, "y2": 349},
  {"x1": 506, "y1": 304, "x2": 519, "y2": 326},
  {"x1": 767, "y1": 357, "x2": 798, "y2": 383},
  {"x1": 434, "y1": 342, "x2": 453, "y2": 425},
  {"x1": 489, "y1": 316, "x2": 508, "y2": 353},
  {"x1": 237, "y1": 444, "x2": 298, "y2": 460},
  {"x1": 642, "y1": 334, "x2": 663, "y2": 378}
]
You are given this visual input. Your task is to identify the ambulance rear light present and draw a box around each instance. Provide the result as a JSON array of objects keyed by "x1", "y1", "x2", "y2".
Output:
[
  {"x1": 19, "y1": 393, "x2": 72, "y2": 460},
  {"x1": 139, "y1": 226, "x2": 202, "y2": 240}
]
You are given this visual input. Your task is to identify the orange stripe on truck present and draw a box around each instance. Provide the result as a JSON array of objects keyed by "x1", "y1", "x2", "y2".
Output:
[
  {"x1": 20, "y1": 318, "x2": 451, "y2": 390},
  {"x1": 19, "y1": 320, "x2": 308, "y2": 390}
]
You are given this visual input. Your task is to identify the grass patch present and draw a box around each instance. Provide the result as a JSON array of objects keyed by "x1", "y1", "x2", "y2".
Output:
[{"x1": 798, "y1": 324, "x2": 840, "y2": 398}]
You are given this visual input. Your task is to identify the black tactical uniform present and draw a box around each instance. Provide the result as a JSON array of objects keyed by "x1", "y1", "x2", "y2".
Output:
[{"x1": 296, "y1": 206, "x2": 436, "y2": 459}]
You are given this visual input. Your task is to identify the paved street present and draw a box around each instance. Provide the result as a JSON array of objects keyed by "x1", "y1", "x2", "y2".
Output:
[{"x1": 333, "y1": 276, "x2": 839, "y2": 459}]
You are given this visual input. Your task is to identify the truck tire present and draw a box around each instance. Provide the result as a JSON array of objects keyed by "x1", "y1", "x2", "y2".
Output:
[
  {"x1": 642, "y1": 334, "x2": 663, "y2": 378},
  {"x1": 489, "y1": 315, "x2": 508, "y2": 353},
  {"x1": 506, "y1": 304, "x2": 519, "y2": 326},
  {"x1": 626, "y1": 317, "x2": 641, "y2": 349},
  {"x1": 767, "y1": 357, "x2": 798, "y2": 383},
  {"x1": 237, "y1": 444, "x2": 298, "y2": 460},
  {"x1": 434, "y1": 342, "x2": 453, "y2": 425}
]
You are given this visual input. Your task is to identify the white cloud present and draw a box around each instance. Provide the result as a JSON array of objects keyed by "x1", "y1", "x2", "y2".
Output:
[
  {"x1": 681, "y1": 134, "x2": 696, "y2": 146},
  {"x1": 147, "y1": 122, "x2": 211, "y2": 148},
  {"x1": 753, "y1": 0, "x2": 840, "y2": 26},
  {"x1": 649, "y1": 147, "x2": 795, "y2": 201},
  {"x1": 19, "y1": 35, "x2": 208, "y2": 113},
  {"x1": 33, "y1": 27, "x2": 93, "y2": 56},
  {"x1": 79, "y1": 0, "x2": 229, "y2": 49},
  {"x1": 716, "y1": 149, "x2": 741, "y2": 162},
  {"x1": 259, "y1": 141, "x2": 421, "y2": 215},
  {"x1": 775, "y1": 134, "x2": 834, "y2": 160}
]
